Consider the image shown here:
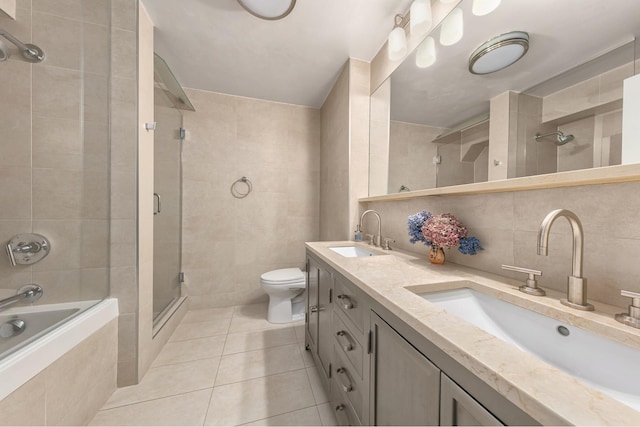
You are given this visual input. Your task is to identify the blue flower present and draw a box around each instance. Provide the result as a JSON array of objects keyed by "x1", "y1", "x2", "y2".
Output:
[
  {"x1": 408, "y1": 211, "x2": 432, "y2": 246},
  {"x1": 458, "y1": 236, "x2": 484, "y2": 255}
]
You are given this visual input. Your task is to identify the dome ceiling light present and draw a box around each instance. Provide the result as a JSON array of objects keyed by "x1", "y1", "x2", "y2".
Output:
[
  {"x1": 468, "y1": 31, "x2": 529, "y2": 75},
  {"x1": 236, "y1": 0, "x2": 296, "y2": 20}
]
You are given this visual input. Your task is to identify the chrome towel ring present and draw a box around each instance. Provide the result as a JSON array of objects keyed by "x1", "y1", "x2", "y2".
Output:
[{"x1": 231, "y1": 176, "x2": 253, "y2": 198}]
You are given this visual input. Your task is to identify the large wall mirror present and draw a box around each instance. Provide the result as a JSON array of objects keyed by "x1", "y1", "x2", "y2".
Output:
[{"x1": 369, "y1": 0, "x2": 640, "y2": 197}]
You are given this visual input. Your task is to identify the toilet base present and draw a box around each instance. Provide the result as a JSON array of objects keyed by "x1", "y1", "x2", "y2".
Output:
[{"x1": 267, "y1": 290, "x2": 306, "y2": 324}]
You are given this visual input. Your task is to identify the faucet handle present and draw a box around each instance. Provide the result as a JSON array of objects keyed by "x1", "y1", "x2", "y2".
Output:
[
  {"x1": 501, "y1": 264, "x2": 545, "y2": 296},
  {"x1": 381, "y1": 238, "x2": 395, "y2": 250},
  {"x1": 615, "y1": 290, "x2": 640, "y2": 329},
  {"x1": 364, "y1": 234, "x2": 374, "y2": 245}
]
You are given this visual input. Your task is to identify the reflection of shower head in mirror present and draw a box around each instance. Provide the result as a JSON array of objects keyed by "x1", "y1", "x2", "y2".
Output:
[{"x1": 534, "y1": 131, "x2": 575, "y2": 146}]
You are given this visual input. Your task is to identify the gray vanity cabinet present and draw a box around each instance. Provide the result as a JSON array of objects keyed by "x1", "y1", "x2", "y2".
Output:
[
  {"x1": 440, "y1": 374, "x2": 503, "y2": 426},
  {"x1": 369, "y1": 311, "x2": 440, "y2": 426},
  {"x1": 306, "y1": 254, "x2": 334, "y2": 390}
]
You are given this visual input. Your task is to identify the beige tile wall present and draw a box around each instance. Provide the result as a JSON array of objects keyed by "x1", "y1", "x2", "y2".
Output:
[
  {"x1": 0, "y1": 319, "x2": 118, "y2": 426},
  {"x1": 389, "y1": 121, "x2": 440, "y2": 192},
  {"x1": 108, "y1": 0, "x2": 140, "y2": 387},
  {"x1": 364, "y1": 180, "x2": 640, "y2": 309},
  {"x1": 181, "y1": 89, "x2": 321, "y2": 309}
]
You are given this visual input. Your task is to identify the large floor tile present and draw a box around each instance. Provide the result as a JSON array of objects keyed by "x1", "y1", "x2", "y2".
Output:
[
  {"x1": 228, "y1": 304, "x2": 293, "y2": 333},
  {"x1": 215, "y1": 343, "x2": 304, "y2": 386},
  {"x1": 242, "y1": 406, "x2": 322, "y2": 426},
  {"x1": 170, "y1": 317, "x2": 231, "y2": 342},
  {"x1": 223, "y1": 327, "x2": 297, "y2": 355},
  {"x1": 294, "y1": 323, "x2": 306, "y2": 343},
  {"x1": 90, "y1": 389, "x2": 212, "y2": 426},
  {"x1": 306, "y1": 367, "x2": 329, "y2": 404},
  {"x1": 153, "y1": 335, "x2": 226, "y2": 367},
  {"x1": 317, "y1": 402, "x2": 338, "y2": 426},
  {"x1": 103, "y1": 358, "x2": 219, "y2": 409},
  {"x1": 182, "y1": 307, "x2": 235, "y2": 324},
  {"x1": 204, "y1": 369, "x2": 316, "y2": 426}
]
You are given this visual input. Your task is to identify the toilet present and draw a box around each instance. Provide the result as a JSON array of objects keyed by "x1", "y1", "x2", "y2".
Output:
[{"x1": 260, "y1": 268, "x2": 306, "y2": 324}]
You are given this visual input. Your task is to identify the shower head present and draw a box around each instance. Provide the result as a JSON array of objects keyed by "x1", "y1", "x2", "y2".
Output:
[{"x1": 534, "y1": 131, "x2": 575, "y2": 146}]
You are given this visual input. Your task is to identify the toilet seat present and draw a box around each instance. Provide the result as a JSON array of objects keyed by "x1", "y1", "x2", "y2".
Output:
[{"x1": 260, "y1": 268, "x2": 304, "y2": 283}]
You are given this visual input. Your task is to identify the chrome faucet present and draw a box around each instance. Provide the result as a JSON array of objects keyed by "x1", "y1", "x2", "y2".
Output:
[
  {"x1": 0, "y1": 284, "x2": 43, "y2": 310},
  {"x1": 359, "y1": 210, "x2": 382, "y2": 247},
  {"x1": 537, "y1": 209, "x2": 593, "y2": 311}
]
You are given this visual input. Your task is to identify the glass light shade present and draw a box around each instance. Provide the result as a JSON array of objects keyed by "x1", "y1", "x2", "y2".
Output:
[
  {"x1": 237, "y1": 0, "x2": 295, "y2": 20},
  {"x1": 439, "y1": 0, "x2": 457, "y2": 3},
  {"x1": 472, "y1": 0, "x2": 501, "y2": 16},
  {"x1": 468, "y1": 31, "x2": 529, "y2": 74},
  {"x1": 410, "y1": 0, "x2": 432, "y2": 35},
  {"x1": 416, "y1": 36, "x2": 436, "y2": 68},
  {"x1": 388, "y1": 26, "x2": 408, "y2": 61},
  {"x1": 439, "y1": 8, "x2": 463, "y2": 46}
]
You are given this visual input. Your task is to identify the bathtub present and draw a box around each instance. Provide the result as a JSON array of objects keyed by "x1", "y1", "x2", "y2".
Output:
[{"x1": 0, "y1": 298, "x2": 118, "y2": 401}]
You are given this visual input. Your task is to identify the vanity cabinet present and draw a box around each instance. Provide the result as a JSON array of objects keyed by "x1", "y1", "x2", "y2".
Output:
[
  {"x1": 306, "y1": 254, "x2": 334, "y2": 390},
  {"x1": 306, "y1": 249, "x2": 537, "y2": 426},
  {"x1": 369, "y1": 312, "x2": 440, "y2": 426},
  {"x1": 441, "y1": 374, "x2": 503, "y2": 426}
]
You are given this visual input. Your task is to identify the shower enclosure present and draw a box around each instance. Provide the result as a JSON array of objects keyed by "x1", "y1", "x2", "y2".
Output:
[{"x1": 152, "y1": 54, "x2": 192, "y2": 327}]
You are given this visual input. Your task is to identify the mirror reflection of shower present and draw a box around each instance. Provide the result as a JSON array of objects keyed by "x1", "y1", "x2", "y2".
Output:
[
  {"x1": 534, "y1": 131, "x2": 575, "y2": 146},
  {"x1": 0, "y1": 27, "x2": 45, "y2": 63}
]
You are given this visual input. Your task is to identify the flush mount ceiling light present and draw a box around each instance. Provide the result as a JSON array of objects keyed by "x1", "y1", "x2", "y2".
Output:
[
  {"x1": 236, "y1": 0, "x2": 296, "y2": 20},
  {"x1": 468, "y1": 31, "x2": 529, "y2": 75}
]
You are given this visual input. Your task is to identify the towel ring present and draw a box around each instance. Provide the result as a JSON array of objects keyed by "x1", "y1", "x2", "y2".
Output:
[{"x1": 231, "y1": 176, "x2": 253, "y2": 198}]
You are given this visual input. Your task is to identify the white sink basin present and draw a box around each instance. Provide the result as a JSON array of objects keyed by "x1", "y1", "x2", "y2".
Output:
[
  {"x1": 329, "y1": 246, "x2": 379, "y2": 258},
  {"x1": 417, "y1": 287, "x2": 640, "y2": 412}
]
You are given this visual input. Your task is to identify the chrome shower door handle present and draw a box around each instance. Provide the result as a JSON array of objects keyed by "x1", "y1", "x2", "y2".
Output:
[{"x1": 153, "y1": 193, "x2": 161, "y2": 215}]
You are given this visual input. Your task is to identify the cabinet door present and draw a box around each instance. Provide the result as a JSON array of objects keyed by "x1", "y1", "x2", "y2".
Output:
[
  {"x1": 370, "y1": 312, "x2": 440, "y2": 426},
  {"x1": 317, "y1": 264, "x2": 333, "y2": 379},
  {"x1": 306, "y1": 257, "x2": 319, "y2": 350},
  {"x1": 440, "y1": 374, "x2": 504, "y2": 426}
]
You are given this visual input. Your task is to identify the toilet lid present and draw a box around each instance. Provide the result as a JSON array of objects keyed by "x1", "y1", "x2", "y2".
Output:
[{"x1": 261, "y1": 268, "x2": 305, "y2": 283}]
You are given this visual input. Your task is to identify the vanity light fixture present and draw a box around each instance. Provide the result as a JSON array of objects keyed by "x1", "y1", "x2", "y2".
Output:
[
  {"x1": 388, "y1": 14, "x2": 408, "y2": 61},
  {"x1": 468, "y1": 31, "x2": 529, "y2": 74},
  {"x1": 439, "y1": 0, "x2": 457, "y2": 3},
  {"x1": 236, "y1": 0, "x2": 296, "y2": 20},
  {"x1": 472, "y1": 0, "x2": 501, "y2": 16},
  {"x1": 439, "y1": 7, "x2": 463, "y2": 46},
  {"x1": 416, "y1": 36, "x2": 436, "y2": 68},
  {"x1": 410, "y1": 0, "x2": 433, "y2": 35}
]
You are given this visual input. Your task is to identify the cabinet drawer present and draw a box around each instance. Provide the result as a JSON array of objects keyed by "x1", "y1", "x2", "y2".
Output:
[
  {"x1": 333, "y1": 378, "x2": 361, "y2": 426},
  {"x1": 333, "y1": 347, "x2": 365, "y2": 422},
  {"x1": 333, "y1": 311, "x2": 364, "y2": 379},
  {"x1": 335, "y1": 276, "x2": 365, "y2": 334}
]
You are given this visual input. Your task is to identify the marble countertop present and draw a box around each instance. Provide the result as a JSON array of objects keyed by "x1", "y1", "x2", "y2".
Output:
[{"x1": 306, "y1": 241, "x2": 640, "y2": 426}]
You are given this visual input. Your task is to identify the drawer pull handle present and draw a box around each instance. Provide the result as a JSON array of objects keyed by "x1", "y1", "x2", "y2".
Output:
[
  {"x1": 336, "y1": 330, "x2": 354, "y2": 351},
  {"x1": 336, "y1": 367, "x2": 353, "y2": 393},
  {"x1": 335, "y1": 404, "x2": 345, "y2": 412},
  {"x1": 336, "y1": 294, "x2": 354, "y2": 310}
]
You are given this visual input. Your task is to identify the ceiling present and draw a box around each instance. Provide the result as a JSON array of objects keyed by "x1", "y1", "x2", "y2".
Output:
[
  {"x1": 389, "y1": 0, "x2": 640, "y2": 128},
  {"x1": 141, "y1": 0, "x2": 414, "y2": 108}
]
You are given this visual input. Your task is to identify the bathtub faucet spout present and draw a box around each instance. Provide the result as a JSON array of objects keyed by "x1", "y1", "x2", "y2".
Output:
[{"x1": 0, "y1": 284, "x2": 43, "y2": 310}]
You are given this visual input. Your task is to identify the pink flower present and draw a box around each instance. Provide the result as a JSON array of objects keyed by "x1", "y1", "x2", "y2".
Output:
[{"x1": 421, "y1": 213, "x2": 468, "y2": 249}]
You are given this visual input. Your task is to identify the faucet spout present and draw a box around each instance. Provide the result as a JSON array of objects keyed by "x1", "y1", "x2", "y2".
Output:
[
  {"x1": 359, "y1": 210, "x2": 382, "y2": 247},
  {"x1": 536, "y1": 209, "x2": 593, "y2": 311}
]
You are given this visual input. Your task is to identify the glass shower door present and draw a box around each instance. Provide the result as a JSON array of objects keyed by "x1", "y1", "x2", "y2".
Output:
[{"x1": 152, "y1": 85, "x2": 183, "y2": 323}]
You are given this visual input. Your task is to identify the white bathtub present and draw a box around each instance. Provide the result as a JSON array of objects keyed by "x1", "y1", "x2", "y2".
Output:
[{"x1": 0, "y1": 298, "x2": 118, "y2": 401}]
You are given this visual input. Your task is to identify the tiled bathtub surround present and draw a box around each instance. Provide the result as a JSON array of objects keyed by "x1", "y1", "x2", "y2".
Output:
[
  {"x1": 180, "y1": 89, "x2": 321, "y2": 308},
  {"x1": 90, "y1": 304, "x2": 337, "y2": 426},
  {"x1": 364, "y1": 180, "x2": 640, "y2": 309}
]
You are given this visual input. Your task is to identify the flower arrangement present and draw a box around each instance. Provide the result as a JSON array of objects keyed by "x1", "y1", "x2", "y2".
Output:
[{"x1": 408, "y1": 211, "x2": 483, "y2": 256}]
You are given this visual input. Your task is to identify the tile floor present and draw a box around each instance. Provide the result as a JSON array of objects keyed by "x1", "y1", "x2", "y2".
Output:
[{"x1": 90, "y1": 304, "x2": 338, "y2": 426}]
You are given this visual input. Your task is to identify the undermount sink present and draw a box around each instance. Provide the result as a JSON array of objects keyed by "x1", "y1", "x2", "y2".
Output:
[
  {"x1": 414, "y1": 286, "x2": 640, "y2": 412},
  {"x1": 329, "y1": 246, "x2": 379, "y2": 258}
]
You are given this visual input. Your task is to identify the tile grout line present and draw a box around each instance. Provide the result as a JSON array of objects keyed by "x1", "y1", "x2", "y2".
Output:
[
  {"x1": 99, "y1": 386, "x2": 215, "y2": 412},
  {"x1": 235, "y1": 403, "x2": 321, "y2": 426}
]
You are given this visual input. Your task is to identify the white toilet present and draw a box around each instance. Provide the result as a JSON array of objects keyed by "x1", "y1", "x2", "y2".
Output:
[{"x1": 260, "y1": 268, "x2": 306, "y2": 324}]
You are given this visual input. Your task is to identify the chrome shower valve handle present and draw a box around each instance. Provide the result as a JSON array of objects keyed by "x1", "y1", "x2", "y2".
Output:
[{"x1": 5, "y1": 233, "x2": 51, "y2": 266}]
